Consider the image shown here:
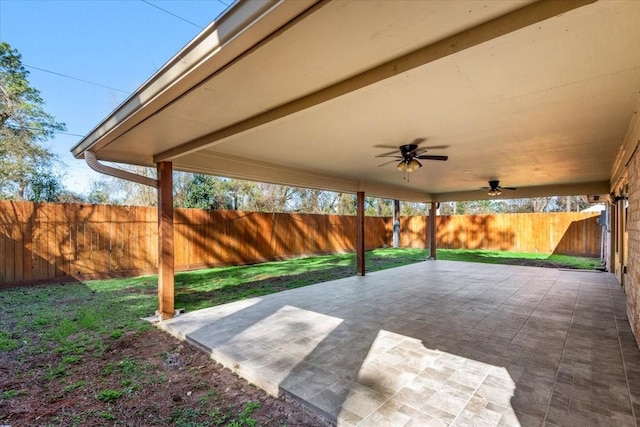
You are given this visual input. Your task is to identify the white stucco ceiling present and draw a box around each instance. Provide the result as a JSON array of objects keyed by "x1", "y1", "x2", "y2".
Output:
[{"x1": 72, "y1": 0, "x2": 640, "y2": 202}]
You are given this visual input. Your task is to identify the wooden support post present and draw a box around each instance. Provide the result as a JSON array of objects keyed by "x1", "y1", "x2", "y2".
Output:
[
  {"x1": 429, "y1": 202, "x2": 437, "y2": 260},
  {"x1": 356, "y1": 191, "x2": 365, "y2": 276},
  {"x1": 157, "y1": 161, "x2": 175, "y2": 319}
]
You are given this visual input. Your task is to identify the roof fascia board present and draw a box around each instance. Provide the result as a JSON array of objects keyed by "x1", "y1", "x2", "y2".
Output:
[
  {"x1": 154, "y1": 0, "x2": 597, "y2": 163},
  {"x1": 71, "y1": 0, "x2": 319, "y2": 158}
]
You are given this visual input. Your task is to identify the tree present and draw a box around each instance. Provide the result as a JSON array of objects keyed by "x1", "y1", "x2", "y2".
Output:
[
  {"x1": 87, "y1": 180, "x2": 112, "y2": 204},
  {"x1": 0, "y1": 42, "x2": 66, "y2": 200},
  {"x1": 439, "y1": 196, "x2": 595, "y2": 215},
  {"x1": 293, "y1": 189, "x2": 353, "y2": 214},
  {"x1": 557, "y1": 195, "x2": 589, "y2": 212},
  {"x1": 365, "y1": 197, "x2": 393, "y2": 216},
  {"x1": 242, "y1": 181, "x2": 300, "y2": 212},
  {"x1": 101, "y1": 164, "x2": 157, "y2": 206},
  {"x1": 401, "y1": 202, "x2": 429, "y2": 216},
  {"x1": 182, "y1": 174, "x2": 255, "y2": 210},
  {"x1": 295, "y1": 189, "x2": 325, "y2": 214},
  {"x1": 24, "y1": 171, "x2": 63, "y2": 202},
  {"x1": 173, "y1": 171, "x2": 192, "y2": 208},
  {"x1": 335, "y1": 193, "x2": 357, "y2": 215},
  {"x1": 183, "y1": 174, "x2": 221, "y2": 209},
  {"x1": 56, "y1": 190, "x2": 85, "y2": 204}
]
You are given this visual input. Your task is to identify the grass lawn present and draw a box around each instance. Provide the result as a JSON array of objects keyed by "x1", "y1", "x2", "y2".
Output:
[
  {"x1": 0, "y1": 247, "x2": 601, "y2": 425},
  {"x1": 436, "y1": 248, "x2": 602, "y2": 270},
  {"x1": 92, "y1": 248, "x2": 429, "y2": 312},
  {"x1": 93, "y1": 247, "x2": 599, "y2": 313}
]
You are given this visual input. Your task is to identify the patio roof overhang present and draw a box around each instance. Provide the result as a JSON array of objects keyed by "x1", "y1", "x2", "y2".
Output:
[{"x1": 71, "y1": 0, "x2": 640, "y2": 203}]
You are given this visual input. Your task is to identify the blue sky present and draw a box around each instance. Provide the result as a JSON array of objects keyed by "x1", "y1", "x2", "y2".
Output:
[{"x1": 0, "y1": 0, "x2": 229, "y2": 195}]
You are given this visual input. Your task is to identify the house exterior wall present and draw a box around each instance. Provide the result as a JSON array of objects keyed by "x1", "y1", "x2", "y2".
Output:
[{"x1": 626, "y1": 151, "x2": 640, "y2": 341}]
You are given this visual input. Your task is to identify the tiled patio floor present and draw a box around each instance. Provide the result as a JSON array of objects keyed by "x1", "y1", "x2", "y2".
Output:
[{"x1": 159, "y1": 260, "x2": 640, "y2": 426}]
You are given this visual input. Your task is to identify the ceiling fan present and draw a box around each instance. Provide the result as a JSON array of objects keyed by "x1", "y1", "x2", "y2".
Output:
[
  {"x1": 482, "y1": 180, "x2": 517, "y2": 196},
  {"x1": 376, "y1": 138, "x2": 448, "y2": 176}
]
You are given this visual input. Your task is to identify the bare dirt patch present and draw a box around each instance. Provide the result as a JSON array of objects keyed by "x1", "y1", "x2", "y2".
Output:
[
  {"x1": 499, "y1": 259, "x2": 583, "y2": 269},
  {"x1": 0, "y1": 327, "x2": 330, "y2": 426}
]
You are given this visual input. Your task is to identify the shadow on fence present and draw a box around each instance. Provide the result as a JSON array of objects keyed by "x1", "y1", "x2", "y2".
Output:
[
  {"x1": 552, "y1": 216, "x2": 601, "y2": 257},
  {"x1": 0, "y1": 202, "x2": 159, "y2": 287},
  {"x1": 0, "y1": 201, "x2": 602, "y2": 286},
  {"x1": 437, "y1": 215, "x2": 516, "y2": 251},
  {"x1": 172, "y1": 209, "x2": 389, "y2": 271}
]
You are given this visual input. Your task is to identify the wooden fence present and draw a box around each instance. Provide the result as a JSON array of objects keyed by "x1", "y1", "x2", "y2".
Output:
[
  {"x1": 435, "y1": 213, "x2": 602, "y2": 255},
  {"x1": 0, "y1": 201, "x2": 602, "y2": 285}
]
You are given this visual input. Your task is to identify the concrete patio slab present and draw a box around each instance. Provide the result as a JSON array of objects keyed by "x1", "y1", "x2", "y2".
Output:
[{"x1": 158, "y1": 260, "x2": 640, "y2": 426}]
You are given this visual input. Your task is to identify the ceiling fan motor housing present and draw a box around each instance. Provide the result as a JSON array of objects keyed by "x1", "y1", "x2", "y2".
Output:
[{"x1": 400, "y1": 144, "x2": 419, "y2": 158}]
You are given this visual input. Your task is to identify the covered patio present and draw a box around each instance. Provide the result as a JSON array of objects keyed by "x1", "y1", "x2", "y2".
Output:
[
  {"x1": 70, "y1": 1, "x2": 640, "y2": 424},
  {"x1": 71, "y1": 0, "x2": 640, "y2": 319},
  {"x1": 159, "y1": 261, "x2": 640, "y2": 426}
]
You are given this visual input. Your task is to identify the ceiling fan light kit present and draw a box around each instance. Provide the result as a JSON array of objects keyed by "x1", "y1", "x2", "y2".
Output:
[
  {"x1": 376, "y1": 139, "x2": 448, "y2": 179},
  {"x1": 483, "y1": 180, "x2": 517, "y2": 196},
  {"x1": 397, "y1": 159, "x2": 422, "y2": 172}
]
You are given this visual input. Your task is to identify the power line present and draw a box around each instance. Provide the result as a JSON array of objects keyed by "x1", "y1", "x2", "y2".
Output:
[
  {"x1": 24, "y1": 1, "x2": 216, "y2": 94},
  {"x1": 141, "y1": 0, "x2": 204, "y2": 30},
  {"x1": 24, "y1": 64, "x2": 130, "y2": 94},
  {"x1": 52, "y1": 130, "x2": 85, "y2": 138},
  {"x1": 5, "y1": 124, "x2": 85, "y2": 138}
]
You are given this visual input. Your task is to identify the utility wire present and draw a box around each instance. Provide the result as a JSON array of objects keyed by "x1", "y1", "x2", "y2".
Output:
[
  {"x1": 25, "y1": 0, "x2": 214, "y2": 94},
  {"x1": 5, "y1": 124, "x2": 85, "y2": 138},
  {"x1": 141, "y1": 0, "x2": 204, "y2": 29},
  {"x1": 24, "y1": 64, "x2": 130, "y2": 94},
  {"x1": 52, "y1": 130, "x2": 85, "y2": 138}
]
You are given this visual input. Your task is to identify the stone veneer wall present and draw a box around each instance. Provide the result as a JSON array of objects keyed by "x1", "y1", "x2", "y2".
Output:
[{"x1": 627, "y1": 149, "x2": 640, "y2": 343}]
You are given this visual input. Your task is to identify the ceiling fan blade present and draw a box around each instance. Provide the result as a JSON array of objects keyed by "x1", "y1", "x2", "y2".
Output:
[
  {"x1": 480, "y1": 187, "x2": 491, "y2": 190},
  {"x1": 375, "y1": 140, "x2": 432, "y2": 151},
  {"x1": 375, "y1": 151, "x2": 401, "y2": 158},
  {"x1": 373, "y1": 144, "x2": 403, "y2": 150},
  {"x1": 414, "y1": 145, "x2": 450, "y2": 154},
  {"x1": 377, "y1": 159, "x2": 399, "y2": 167},
  {"x1": 416, "y1": 155, "x2": 448, "y2": 161},
  {"x1": 503, "y1": 187, "x2": 518, "y2": 190}
]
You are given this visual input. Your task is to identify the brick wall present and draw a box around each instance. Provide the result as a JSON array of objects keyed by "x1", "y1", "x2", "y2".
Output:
[{"x1": 627, "y1": 150, "x2": 640, "y2": 340}]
